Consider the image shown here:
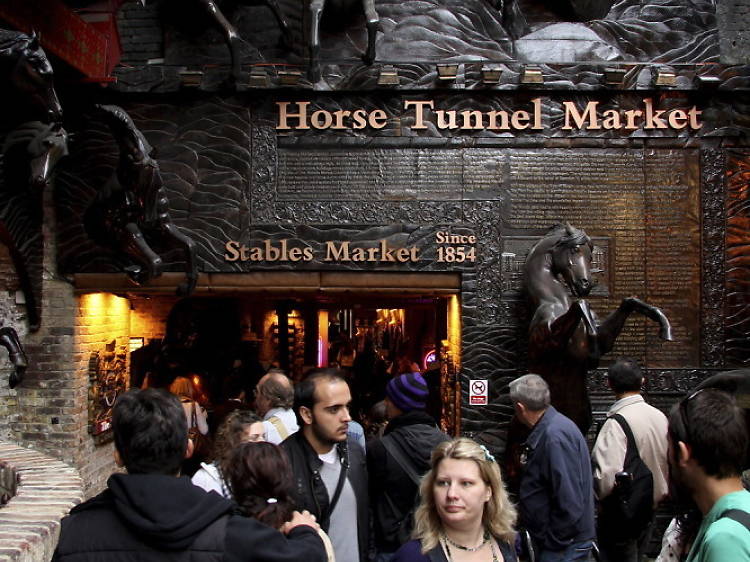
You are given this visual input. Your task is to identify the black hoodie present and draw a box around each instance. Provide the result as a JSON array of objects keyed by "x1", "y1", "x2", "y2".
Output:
[{"x1": 53, "y1": 473, "x2": 326, "y2": 562}]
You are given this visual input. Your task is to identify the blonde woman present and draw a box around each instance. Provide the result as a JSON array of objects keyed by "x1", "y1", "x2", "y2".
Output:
[{"x1": 393, "y1": 438, "x2": 517, "y2": 562}]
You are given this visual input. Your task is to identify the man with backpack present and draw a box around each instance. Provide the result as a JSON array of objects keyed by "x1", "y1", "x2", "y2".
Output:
[
  {"x1": 668, "y1": 388, "x2": 750, "y2": 561},
  {"x1": 592, "y1": 358, "x2": 669, "y2": 562},
  {"x1": 368, "y1": 371, "x2": 450, "y2": 561}
]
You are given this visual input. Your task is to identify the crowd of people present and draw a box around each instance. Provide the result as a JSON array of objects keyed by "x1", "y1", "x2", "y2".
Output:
[{"x1": 51, "y1": 358, "x2": 750, "y2": 562}]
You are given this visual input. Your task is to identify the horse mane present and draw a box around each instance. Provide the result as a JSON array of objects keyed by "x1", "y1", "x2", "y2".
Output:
[
  {"x1": 0, "y1": 30, "x2": 40, "y2": 61},
  {"x1": 547, "y1": 222, "x2": 591, "y2": 249}
]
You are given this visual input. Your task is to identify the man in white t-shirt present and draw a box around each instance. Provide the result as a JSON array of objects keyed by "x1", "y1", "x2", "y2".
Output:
[
  {"x1": 281, "y1": 369, "x2": 369, "y2": 562},
  {"x1": 255, "y1": 369, "x2": 299, "y2": 444}
]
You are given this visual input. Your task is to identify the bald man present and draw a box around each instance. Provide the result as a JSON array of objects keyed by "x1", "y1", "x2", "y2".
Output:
[{"x1": 256, "y1": 370, "x2": 299, "y2": 444}]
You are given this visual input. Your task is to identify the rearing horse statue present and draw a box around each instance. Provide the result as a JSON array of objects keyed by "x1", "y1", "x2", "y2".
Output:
[{"x1": 525, "y1": 223, "x2": 673, "y2": 432}]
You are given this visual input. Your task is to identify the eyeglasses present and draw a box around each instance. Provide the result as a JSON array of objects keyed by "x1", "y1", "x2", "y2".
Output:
[{"x1": 677, "y1": 389, "x2": 706, "y2": 445}]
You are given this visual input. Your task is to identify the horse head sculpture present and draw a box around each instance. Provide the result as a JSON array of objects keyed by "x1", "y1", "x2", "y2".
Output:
[
  {"x1": 548, "y1": 223, "x2": 595, "y2": 298},
  {"x1": 0, "y1": 30, "x2": 62, "y2": 125},
  {"x1": 0, "y1": 31, "x2": 67, "y2": 333}
]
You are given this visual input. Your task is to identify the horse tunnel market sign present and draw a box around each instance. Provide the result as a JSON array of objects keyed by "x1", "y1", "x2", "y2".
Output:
[
  {"x1": 222, "y1": 226, "x2": 477, "y2": 270},
  {"x1": 276, "y1": 98, "x2": 704, "y2": 133}
]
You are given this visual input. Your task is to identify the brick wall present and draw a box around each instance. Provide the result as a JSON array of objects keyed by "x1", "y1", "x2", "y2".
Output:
[
  {"x1": 0, "y1": 441, "x2": 83, "y2": 562},
  {"x1": 130, "y1": 295, "x2": 178, "y2": 343}
]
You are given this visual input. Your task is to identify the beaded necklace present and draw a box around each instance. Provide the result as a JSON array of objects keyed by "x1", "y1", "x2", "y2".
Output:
[{"x1": 441, "y1": 533, "x2": 500, "y2": 562}]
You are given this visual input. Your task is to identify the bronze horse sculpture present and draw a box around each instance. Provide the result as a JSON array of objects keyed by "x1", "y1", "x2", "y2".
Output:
[
  {"x1": 0, "y1": 30, "x2": 68, "y2": 331},
  {"x1": 84, "y1": 105, "x2": 198, "y2": 296},
  {"x1": 0, "y1": 327, "x2": 27, "y2": 389},
  {"x1": 524, "y1": 223, "x2": 673, "y2": 432},
  {"x1": 183, "y1": 0, "x2": 378, "y2": 83}
]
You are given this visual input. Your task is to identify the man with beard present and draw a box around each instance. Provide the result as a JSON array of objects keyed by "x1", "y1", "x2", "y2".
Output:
[
  {"x1": 668, "y1": 388, "x2": 750, "y2": 561},
  {"x1": 282, "y1": 369, "x2": 369, "y2": 562}
]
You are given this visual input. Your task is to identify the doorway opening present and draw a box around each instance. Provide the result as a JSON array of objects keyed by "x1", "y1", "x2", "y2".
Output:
[{"x1": 123, "y1": 272, "x2": 463, "y2": 435}]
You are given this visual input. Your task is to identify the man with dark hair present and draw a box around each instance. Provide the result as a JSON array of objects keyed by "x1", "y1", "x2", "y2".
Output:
[
  {"x1": 256, "y1": 369, "x2": 298, "y2": 444},
  {"x1": 282, "y1": 368, "x2": 369, "y2": 562},
  {"x1": 510, "y1": 373, "x2": 595, "y2": 561},
  {"x1": 668, "y1": 388, "x2": 750, "y2": 561},
  {"x1": 53, "y1": 388, "x2": 325, "y2": 562},
  {"x1": 368, "y1": 371, "x2": 449, "y2": 560},
  {"x1": 592, "y1": 358, "x2": 669, "y2": 562}
]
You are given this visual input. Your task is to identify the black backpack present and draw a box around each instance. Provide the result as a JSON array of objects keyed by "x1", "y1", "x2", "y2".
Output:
[
  {"x1": 381, "y1": 435, "x2": 422, "y2": 546},
  {"x1": 597, "y1": 414, "x2": 654, "y2": 540}
]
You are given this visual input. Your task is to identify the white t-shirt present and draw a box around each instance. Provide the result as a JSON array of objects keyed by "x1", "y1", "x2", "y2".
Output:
[{"x1": 319, "y1": 447, "x2": 359, "y2": 562}]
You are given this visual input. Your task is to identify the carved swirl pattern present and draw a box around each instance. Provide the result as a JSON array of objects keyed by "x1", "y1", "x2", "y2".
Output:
[{"x1": 700, "y1": 149, "x2": 727, "y2": 367}]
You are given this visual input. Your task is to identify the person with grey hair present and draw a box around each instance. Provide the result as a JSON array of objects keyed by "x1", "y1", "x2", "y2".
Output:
[
  {"x1": 256, "y1": 369, "x2": 299, "y2": 444},
  {"x1": 510, "y1": 374, "x2": 595, "y2": 561}
]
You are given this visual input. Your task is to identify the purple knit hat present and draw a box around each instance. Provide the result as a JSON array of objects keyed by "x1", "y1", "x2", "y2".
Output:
[{"x1": 386, "y1": 372, "x2": 428, "y2": 412}]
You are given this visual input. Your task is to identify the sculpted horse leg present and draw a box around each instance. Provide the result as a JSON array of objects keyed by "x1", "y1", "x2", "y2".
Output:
[
  {"x1": 362, "y1": 0, "x2": 378, "y2": 65},
  {"x1": 121, "y1": 223, "x2": 164, "y2": 285},
  {"x1": 0, "y1": 327, "x2": 27, "y2": 389},
  {"x1": 197, "y1": 0, "x2": 244, "y2": 81},
  {"x1": 158, "y1": 222, "x2": 198, "y2": 296},
  {"x1": 264, "y1": 0, "x2": 292, "y2": 45},
  {"x1": 308, "y1": 0, "x2": 325, "y2": 82},
  {"x1": 596, "y1": 297, "x2": 674, "y2": 355}
]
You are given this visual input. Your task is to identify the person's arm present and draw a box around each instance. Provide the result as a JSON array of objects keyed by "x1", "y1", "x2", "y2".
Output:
[
  {"x1": 224, "y1": 514, "x2": 326, "y2": 562},
  {"x1": 591, "y1": 418, "x2": 627, "y2": 500}
]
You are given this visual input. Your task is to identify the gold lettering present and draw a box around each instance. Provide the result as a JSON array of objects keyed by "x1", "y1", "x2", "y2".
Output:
[
  {"x1": 511, "y1": 110, "x2": 530, "y2": 129},
  {"x1": 687, "y1": 106, "x2": 703, "y2": 129},
  {"x1": 311, "y1": 109, "x2": 333, "y2": 129},
  {"x1": 624, "y1": 109, "x2": 642, "y2": 129},
  {"x1": 369, "y1": 109, "x2": 388, "y2": 129},
  {"x1": 303, "y1": 247, "x2": 314, "y2": 261},
  {"x1": 325, "y1": 241, "x2": 350, "y2": 261},
  {"x1": 276, "y1": 101, "x2": 309, "y2": 130},
  {"x1": 487, "y1": 110, "x2": 510, "y2": 130},
  {"x1": 531, "y1": 97, "x2": 543, "y2": 130},
  {"x1": 332, "y1": 110, "x2": 351, "y2": 130},
  {"x1": 601, "y1": 109, "x2": 621, "y2": 129},
  {"x1": 436, "y1": 110, "x2": 458, "y2": 129},
  {"x1": 460, "y1": 110, "x2": 484, "y2": 130},
  {"x1": 352, "y1": 109, "x2": 368, "y2": 129},
  {"x1": 225, "y1": 240, "x2": 240, "y2": 261},
  {"x1": 668, "y1": 109, "x2": 688, "y2": 129},
  {"x1": 563, "y1": 101, "x2": 600, "y2": 130},
  {"x1": 404, "y1": 100, "x2": 434, "y2": 129}
]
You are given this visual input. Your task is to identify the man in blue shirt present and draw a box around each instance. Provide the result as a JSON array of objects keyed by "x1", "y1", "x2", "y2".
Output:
[
  {"x1": 510, "y1": 374, "x2": 596, "y2": 561},
  {"x1": 668, "y1": 388, "x2": 750, "y2": 562}
]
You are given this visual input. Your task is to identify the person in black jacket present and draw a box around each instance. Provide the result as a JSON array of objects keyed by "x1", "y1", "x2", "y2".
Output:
[
  {"x1": 282, "y1": 368, "x2": 369, "y2": 562},
  {"x1": 368, "y1": 371, "x2": 450, "y2": 561},
  {"x1": 53, "y1": 388, "x2": 325, "y2": 562}
]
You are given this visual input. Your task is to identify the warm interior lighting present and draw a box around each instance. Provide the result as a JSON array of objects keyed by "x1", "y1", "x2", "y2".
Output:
[
  {"x1": 129, "y1": 337, "x2": 144, "y2": 352},
  {"x1": 447, "y1": 294, "x2": 461, "y2": 371}
]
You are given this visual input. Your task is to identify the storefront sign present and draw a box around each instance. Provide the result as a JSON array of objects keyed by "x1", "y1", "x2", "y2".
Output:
[
  {"x1": 224, "y1": 228, "x2": 477, "y2": 266},
  {"x1": 276, "y1": 98, "x2": 703, "y2": 132}
]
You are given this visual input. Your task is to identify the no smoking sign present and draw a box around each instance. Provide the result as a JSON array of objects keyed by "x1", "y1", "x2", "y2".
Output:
[{"x1": 469, "y1": 379, "x2": 488, "y2": 405}]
